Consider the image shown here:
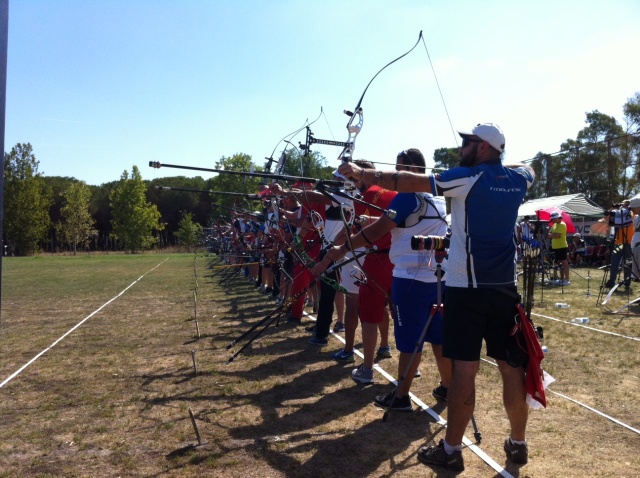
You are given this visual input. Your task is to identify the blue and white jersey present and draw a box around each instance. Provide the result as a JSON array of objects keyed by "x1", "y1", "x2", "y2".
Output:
[
  {"x1": 387, "y1": 192, "x2": 448, "y2": 283},
  {"x1": 429, "y1": 162, "x2": 534, "y2": 288}
]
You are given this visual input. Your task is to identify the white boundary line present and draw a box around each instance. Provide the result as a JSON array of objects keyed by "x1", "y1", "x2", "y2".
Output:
[
  {"x1": 0, "y1": 259, "x2": 168, "y2": 390},
  {"x1": 532, "y1": 312, "x2": 640, "y2": 341},
  {"x1": 302, "y1": 310, "x2": 514, "y2": 478}
]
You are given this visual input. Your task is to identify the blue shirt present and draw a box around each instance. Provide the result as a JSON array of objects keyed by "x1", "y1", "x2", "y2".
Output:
[{"x1": 429, "y1": 162, "x2": 534, "y2": 288}]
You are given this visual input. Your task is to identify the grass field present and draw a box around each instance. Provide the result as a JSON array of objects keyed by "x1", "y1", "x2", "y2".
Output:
[{"x1": 0, "y1": 253, "x2": 638, "y2": 477}]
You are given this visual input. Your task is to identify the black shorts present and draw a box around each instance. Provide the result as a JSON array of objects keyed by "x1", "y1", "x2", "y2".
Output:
[
  {"x1": 443, "y1": 287, "x2": 518, "y2": 361},
  {"x1": 552, "y1": 247, "x2": 568, "y2": 261}
]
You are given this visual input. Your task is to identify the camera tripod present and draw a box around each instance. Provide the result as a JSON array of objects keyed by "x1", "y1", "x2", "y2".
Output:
[{"x1": 380, "y1": 256, "x2": 482, "y2": 444}]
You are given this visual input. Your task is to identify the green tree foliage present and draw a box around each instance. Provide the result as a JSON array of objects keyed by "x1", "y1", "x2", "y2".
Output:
[
  {"x1": 516, "y1": 104, "x2": 640, "y2": 206},
  {"x1": 623, "y1": 92, "x2": 640, "y2": 134},
  {"x1": 281, "y1": 149, "x2": 332, "y2": 181},
  {"x1": 109, "y1": 166, "x2": 164, "y2": 252},
  {"x1": 41, "y1": 176, "x2": 84, "y2": 251},
  {"x1": 174, "y1": 213, "x2": 203, "y2": 252},
  {"x1": 577, "y1": 111, "x2": 627, "y2": 206},
  {"x1": 147, "y1": 176, "x2": 210, "y2": 243},
  {"x1": 56, "y1": 181, "x2": 97, "y2": 254},
  {"x1": 433, "y1": 147, "x2": 460, "y2": 171},
  {"x1": 89, "y1": 181, "x2": 118, "y2": 250},
  {"x1": 4, "y1": 143, "x2": 52, "y2": 255},
  {"x1": 206, "y1": 154, "x2": 260, "y2": 205}
]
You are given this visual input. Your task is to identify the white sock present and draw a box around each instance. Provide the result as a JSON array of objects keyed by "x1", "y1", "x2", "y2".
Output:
[
  {"x1": 510, "y1": 437, "x2": 526, "y2": 445},
  {"x1": 443, "y1": 439, "x2": 462, "y2": 454}
]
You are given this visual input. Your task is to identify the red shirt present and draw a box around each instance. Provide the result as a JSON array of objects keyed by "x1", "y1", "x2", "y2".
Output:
[{"x1": 357, "y1": 185, "x2": 397, "y2": 250}]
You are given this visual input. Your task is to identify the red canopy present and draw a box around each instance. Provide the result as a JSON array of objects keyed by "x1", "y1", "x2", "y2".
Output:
[{"x1": 536, "y1": 208, "x2": 576, "y2": 234}]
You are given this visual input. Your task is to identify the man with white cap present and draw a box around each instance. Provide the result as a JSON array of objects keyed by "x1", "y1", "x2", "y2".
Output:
[{"x1": 337, "y1": 123, "x2": 535, "y2": 471}]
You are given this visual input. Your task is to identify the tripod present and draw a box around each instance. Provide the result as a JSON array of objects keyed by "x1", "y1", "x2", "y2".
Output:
[{"x1": 381, "y1": 257, "x2": 482, "y2": 443}]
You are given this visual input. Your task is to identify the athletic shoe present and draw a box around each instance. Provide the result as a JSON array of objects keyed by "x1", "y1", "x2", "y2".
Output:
[
  {"x1": 552, "y1": 279, "x2": 562, "y2": 285},
  {"x1": 308, "y1": 336, "x2": 328, "y2": 346},
  {"x1": 504, "y1": 438, "x2": 528, "y2": 464},
  {"x1": 414, "y1": 369, "x2": 422, "y2": 378},
  {"x1": 332, "y1": 349, "x2": 355, "y2": 363},
  {"x1": 417, "y1": 440, "x2": 464, "y2": 472},
  {"x1": 376, "y1": 345, "x2": 392, "y2": 359},
  {"x1": 432, "y1": 383, "x2": 448, "y2": 401},
  {"x1": 275, "y1": 297, "x2": 284, "y2": 307},
  {"x1": 374, "y1": 390, "x2": 413, "y2": 412},
  {"x1": 258, "y1": 285, "x2": 265, "y2": 293},
  {"x1": 561, "y1": 280, "x2": 571, "y2": 286},
  {"x1": 333, "y1": 322, "x2": 345, "y2": 333},
  {"x1": 351, "y1": 364, "x2": 374, "y2": 384}
]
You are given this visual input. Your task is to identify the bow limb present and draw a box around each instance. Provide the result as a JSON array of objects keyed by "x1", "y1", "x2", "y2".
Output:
[{"x1": 338, "y1": 30, "x2": 424, "y2": 166}]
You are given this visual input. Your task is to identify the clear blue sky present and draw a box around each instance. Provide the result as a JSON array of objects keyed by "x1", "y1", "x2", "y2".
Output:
[{"x1": 6, "y1": 1, "x2": 640, "y2": 186}]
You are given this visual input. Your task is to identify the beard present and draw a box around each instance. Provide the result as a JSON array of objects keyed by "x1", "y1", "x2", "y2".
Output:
[{"x1": 459, "y1": 151, "x2": 477, "y2": 167}]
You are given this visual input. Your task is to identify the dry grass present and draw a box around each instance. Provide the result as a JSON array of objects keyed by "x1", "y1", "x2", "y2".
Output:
[{"x1": 0, "y1": 254, "x2": 638, "y2": 477}]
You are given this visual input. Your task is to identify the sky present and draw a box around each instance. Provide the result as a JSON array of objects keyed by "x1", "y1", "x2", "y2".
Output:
[{"x1": 5, "y1": 1, "x2": 640, "y2": 186}]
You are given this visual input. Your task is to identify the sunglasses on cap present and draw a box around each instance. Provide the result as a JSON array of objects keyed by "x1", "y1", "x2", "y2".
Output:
[{"x1": 461, "y1": 137, "x2": 483, "y2": 148}]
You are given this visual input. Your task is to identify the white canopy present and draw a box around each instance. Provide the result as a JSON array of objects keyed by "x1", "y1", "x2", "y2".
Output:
[{"x1": 518, "y1": 193, "x2": 605, "y2": 218}]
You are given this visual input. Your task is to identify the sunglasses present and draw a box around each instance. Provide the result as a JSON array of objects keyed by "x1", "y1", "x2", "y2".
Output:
[{"x1": 461, "y1": 137, "x2": 483, "y2": 148}]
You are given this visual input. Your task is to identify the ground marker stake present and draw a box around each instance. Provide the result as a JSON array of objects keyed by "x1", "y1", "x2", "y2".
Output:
[
  {"x1": 188, "y1": 407, "x2": 204, "y2": 446},
  {"x1": 191, "y1": 349, "x2": 198, "y2": 376}
]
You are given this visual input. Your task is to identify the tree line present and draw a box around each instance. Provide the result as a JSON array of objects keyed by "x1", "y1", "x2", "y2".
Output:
[
  {"x1": 5, "y1": 92, "x2": 638, "y2": 256},
  {"x1": 3, "y1": 145, "x2": 332, "y2": 256}
]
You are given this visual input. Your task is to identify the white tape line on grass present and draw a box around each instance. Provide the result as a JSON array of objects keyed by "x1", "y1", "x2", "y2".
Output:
[
  {"x1": 532, "y1": 312, "x2": 640, "y2": 341},
  {"x1": 302, "y1": 311, "x2": 515, "y2": 478},
  {"x1": 0, "y1": 259, "x2": 168, "y2": 390},
  {"x1": 480, "y1": 358, "x2": 640, "y2": 436}
]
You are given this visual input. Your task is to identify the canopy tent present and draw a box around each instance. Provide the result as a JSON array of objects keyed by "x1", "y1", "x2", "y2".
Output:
[{"x1": 518, "y1": 193, "x2": 605, "y2": 218}]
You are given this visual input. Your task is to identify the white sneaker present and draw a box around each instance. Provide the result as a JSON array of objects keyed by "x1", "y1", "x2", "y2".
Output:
[{"x1": 561, "y1": 280, "x2": 571, "y2": 285}]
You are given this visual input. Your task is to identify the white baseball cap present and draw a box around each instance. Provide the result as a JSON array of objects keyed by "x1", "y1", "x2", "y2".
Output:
[
  {"x1": 458, "y1": 123, "x2": 505, "y2": 153},
  {"x1": 628, "y1": 196, "x2": 640, "y2": 208}
]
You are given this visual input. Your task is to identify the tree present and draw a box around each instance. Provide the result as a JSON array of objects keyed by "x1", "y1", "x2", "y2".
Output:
[
  {"x1": 147, "y1": 175, "x2": 210, "y2": 244},
  {"x1": 281, "y1": 149, "x2": 331, "y2": 180},
  {"x1": 42, "y1": 176, "x2": 83, "y2": 252},
  {"x1": 206, "y1": 153, "x2": 262, "y2": 210},
  {"x1": 433, "y1": 147, "x2": 460, "y2": 171},
  {"x1": 56, "y1": 181, "x2": 97, "y2": 254},
  {"x1": 110, "y1": 166, "x2": 164, "y2": 252},
  {"x1": 576, "y1": 110, "x2": 626, "y2": 206},
  {"x1": 174, "y1": 213, "x2": 203, "y2": 252},
  {"x1": 4, "y1": 143, "x2": 52, "y2": 255}
]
